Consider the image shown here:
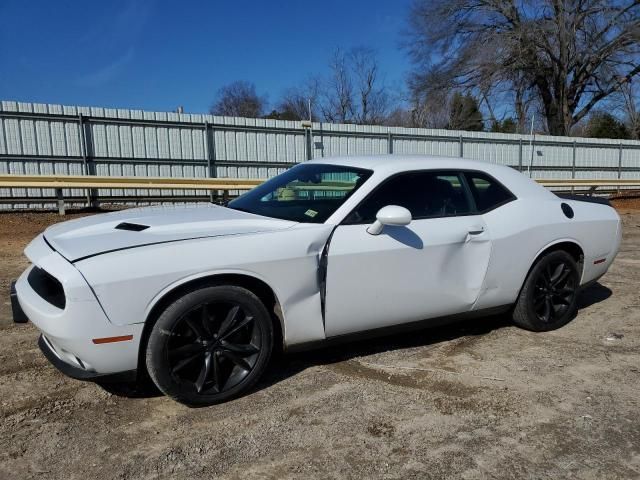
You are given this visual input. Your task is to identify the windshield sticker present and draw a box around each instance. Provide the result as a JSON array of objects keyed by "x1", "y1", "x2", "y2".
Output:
[{"x1": 304, "y1": 209, "x2": 318, "y2": 218}]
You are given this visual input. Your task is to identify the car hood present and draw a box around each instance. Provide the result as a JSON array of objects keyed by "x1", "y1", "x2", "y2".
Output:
[{"x1": 43, "y1": 204, "x2": 296, "y2": 261}]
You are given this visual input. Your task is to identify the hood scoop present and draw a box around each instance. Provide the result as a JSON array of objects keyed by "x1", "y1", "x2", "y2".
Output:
[{"x1": 115, "y1": 222, "x2": 150, "y2": 232}]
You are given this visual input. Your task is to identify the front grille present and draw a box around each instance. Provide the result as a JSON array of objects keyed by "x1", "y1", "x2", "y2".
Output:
[{"x1": 28, "y1": 267, "x2": 66, "y2": 309}]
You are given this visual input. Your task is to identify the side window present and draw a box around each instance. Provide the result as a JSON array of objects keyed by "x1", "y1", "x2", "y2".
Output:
[
  {"x1": 344, "y1": 171, "x2": 471, "y2": 224},
  {"x1": 464, "y1": 172, "x2": 515, "y2": 212}
]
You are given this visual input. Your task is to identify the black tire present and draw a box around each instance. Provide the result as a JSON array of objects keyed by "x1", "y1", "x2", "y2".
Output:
[
  {"x1": 146, "y1": 285, "x2": 273, "y2": 407},
  {"x1": 512, "y1": 250, "x2": 580, "y2": 332}
]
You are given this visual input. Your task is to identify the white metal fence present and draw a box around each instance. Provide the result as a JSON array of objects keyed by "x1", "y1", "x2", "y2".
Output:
[{"x1": 1, "y1": 100, "x2": 639, "y2": 209}]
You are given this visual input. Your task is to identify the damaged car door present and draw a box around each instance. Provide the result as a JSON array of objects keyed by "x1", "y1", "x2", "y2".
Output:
[{"x1": 324, "y1": 170, "x2": 492, "y2": 337}]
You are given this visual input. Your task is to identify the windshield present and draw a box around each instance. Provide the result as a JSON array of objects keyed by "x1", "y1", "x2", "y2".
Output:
[{"x1": 227, "y1": 163, "x2": 373, "y2": 223}]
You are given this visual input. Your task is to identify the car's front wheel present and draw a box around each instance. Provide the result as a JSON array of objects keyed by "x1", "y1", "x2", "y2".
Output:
[
  {"x1": 512, "y1": 250, "x2": 580, "y2": 331},
  {"x1": 146, "y1": 285, "x2": 273, "y2": 406}
]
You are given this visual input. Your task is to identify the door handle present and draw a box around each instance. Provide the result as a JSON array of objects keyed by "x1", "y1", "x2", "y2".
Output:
[{"x1": 465, "y1": 226, "x2": 485, "y2": 243}]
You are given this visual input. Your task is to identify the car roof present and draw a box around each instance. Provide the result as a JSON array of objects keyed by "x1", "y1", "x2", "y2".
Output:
[
  {"x1": 308, "y1": 154, "x2": 554, "y2": 199},
  {"x1": 310, "y1": 154, "x2": 504, "y2": 174}
]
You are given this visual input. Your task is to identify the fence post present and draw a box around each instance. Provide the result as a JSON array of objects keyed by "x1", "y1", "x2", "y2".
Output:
[
  {"x1": 204, "y1": 121, "x2": 217, "y2": 202},
  {"x1": 518, "y1": 138, "x2": 523, "y2": 171},
  {"x1": 571, "y1": 140, "x2": 576, "y2": 194},
  {"x1": 78, "y1": 114, "x2": 98, "y2": 208},
  {"x1": 618, "y1": 143, "x2": 623, "y2": 194},
  {"x1": 304, "y1": 127, "x2": 313, "y2": 161},
  {"x1": 459, "y1": 135, "x2": 464, "y2": 157},
  {"x1": 387, "y1": 131, "x2": 393, "y2": 154},
  {"x1": 56, "y1": 188, "x2": 65, "y2": 215}
]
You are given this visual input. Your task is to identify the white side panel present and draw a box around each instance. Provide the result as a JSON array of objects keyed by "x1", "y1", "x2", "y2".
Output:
[
  {"x1": 474, "y1": 198, "x2": 621, "y2": 310},
  {"x1": 325, "y1": 216, "x2": 491, "y2": 337}
]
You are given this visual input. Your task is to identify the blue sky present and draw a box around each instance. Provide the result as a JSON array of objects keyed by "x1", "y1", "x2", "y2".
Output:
[{"x1": 0, "y1": 0, "x2": 413, "y2": 113}]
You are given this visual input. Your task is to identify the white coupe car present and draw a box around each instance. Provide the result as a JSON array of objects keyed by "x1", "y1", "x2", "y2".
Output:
[{"x1": 12, "y1": 155, "x2": 621, "y2": 406}]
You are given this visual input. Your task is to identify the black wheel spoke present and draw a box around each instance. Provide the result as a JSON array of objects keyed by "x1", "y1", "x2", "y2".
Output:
[
  {"x1": 543, "y1": 297, "x2": 553, "y2": 322},
  {"x1": 533, "y1": 287, "x2": 546, "y2": 302},
  {"x1": 551, "y1": 266, "x2": 571, "y2": 288},
  {"x1": 185, "y1": 317, "x2": 207, "y2": 340},
  {"x1": 549, "y1": 263, "x2": 564, "y2": 284},
  {"x1": 169, "y1": 343, "x2": 204, "y2": 359},
  {"x1": 212, "y1": 352, "x2": 222, "y2": 391},
  {"x1": 218, "y1": 305, "x2": 241, "y2": 337},
  {"x1": 201, "y1": 304, "x2": 215, "y2": 337},
  {"x1": 220, "y1": 315, "x2": 254, "y2": 341},
  {"x1": 552, "y1": 293, "x2": 570, "y2": 306},
  {"x1": 221, "y1": 341, "x2": 259, "y2": 356},
  {"x1": 172, "y1": 351, "x2": 203, "y2": 373},
  {"x1": 220, "y1": 350, "x2": 252, "y2": 372},
  {"x1": 195, "y1": 352, "x2": 212, "y2": 393}
]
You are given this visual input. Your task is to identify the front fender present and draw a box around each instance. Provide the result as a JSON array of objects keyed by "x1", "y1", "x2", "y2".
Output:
[
  {"x1": 75, "y1": 225, "x2": 333, "y2": 346},
  {"x1": 142, "y1": 268, "x2": 288, "y2": 338}
]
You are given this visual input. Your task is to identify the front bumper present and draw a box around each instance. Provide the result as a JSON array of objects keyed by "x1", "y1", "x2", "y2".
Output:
[
  {"x1": 14, "y1": 234, "x2": 144, "y2": 378},
  {"x1": 38, "y1": 335, "x2": 137, "y2": 382},
  {"x1": 10, "y1": 280, "x2": 28, "y2": 323}
]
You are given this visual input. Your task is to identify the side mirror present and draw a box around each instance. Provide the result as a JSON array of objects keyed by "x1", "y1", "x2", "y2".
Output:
[{"x1": 367, "y1": 205, "x2": 412, "y2": 235}]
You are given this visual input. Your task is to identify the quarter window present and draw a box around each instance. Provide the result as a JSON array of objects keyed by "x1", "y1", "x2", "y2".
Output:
[
  {"x1": 343, "y1": 171, "x2": 472, "y2": 224},
  {"x1": 464, "y1": 172, "x2": 515, "y2": 212}
]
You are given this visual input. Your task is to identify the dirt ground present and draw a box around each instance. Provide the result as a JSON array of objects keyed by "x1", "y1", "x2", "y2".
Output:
[{"x1": 0, "y1": 203, "x2": 639, "y2": 480}]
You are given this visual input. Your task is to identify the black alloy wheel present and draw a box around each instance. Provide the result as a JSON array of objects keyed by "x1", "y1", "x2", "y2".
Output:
[
  {"x1": 146, "y1": 285, "x2": 273, "y2": 406},
  {"x1": 531, "y1": 258, "x2": 577, "y2": 324},
  {"x1": 168, "y1": 302, "x2": 261, "y2": 394},
  {"x1": 512, "y1": 250, "x2": 580, "y2": 331}
]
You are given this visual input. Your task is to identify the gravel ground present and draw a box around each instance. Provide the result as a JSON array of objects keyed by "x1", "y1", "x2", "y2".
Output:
[{"x1": 0, "y1": 204, "x2": 639, "y2": 480}]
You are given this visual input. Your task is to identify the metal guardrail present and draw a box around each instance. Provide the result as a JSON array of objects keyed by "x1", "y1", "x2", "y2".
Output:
[
  {"x1": 0, "y1": 175, "x2": 262, "y2": 214},
  {"x1": 537, "y1": 178, "x2": 640, "y2": 195},
  {"x1": 2, "y1": 175, "x2": 640, "y2": 215},
  {"x1": 0, "y1": 174, "x2": 262, "y2": 190},
  {"x1": 536, "y1": 179, "x2": 640, "y2": 187}
]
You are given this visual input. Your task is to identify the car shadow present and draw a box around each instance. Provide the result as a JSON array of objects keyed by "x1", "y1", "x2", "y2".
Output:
[
  {"x1": 385, "y1": 225, "x2": 424, "y2": 249},
  {"x1": 97, "y1": 282, "x2": 612, "y2": 401},
  {"x1": 256, "y1": 313, "x2": 511, "y2": 395},
  {"x1": 577, "y1": 281, "x2": 612, "y2": 309},
  {"x1": 257, "y1": 282, "x2": 613, "y2": 395},
  {"x1": 97, "y1": 374, "x2": 163, "y2": 399}
]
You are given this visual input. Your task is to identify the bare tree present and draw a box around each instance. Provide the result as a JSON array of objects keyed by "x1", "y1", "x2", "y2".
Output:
[
  {"x1": 408, "y1": 93, "x2": 451, "y2": 129},
  {"x1": 210, "y1": 81, "x2": 266, "y2": 118},
  {"x1": 620, "y1": 82, "x2": 640, "y2": 139},
  {"x1": 275, "y1": 78, "x2": 321, "y2": 121},
  {"x1": 320, "y1": 49, "x2": 355, "y2": 123},
  {"x1": 406, "y1": 69, "x2": 459, "y2": 129},
  {"x1": 318, "y1": 47, "x2": 391, "y2": 125},
  {"x1": 384, "y1": 107, "x2": 413, "y2": 127},
  {"x1": 405, "y1": 0, "x2": 640, "y2": 136},
  {"x1": 349, "y1": 47, "x2": 390, "y2": 124}
]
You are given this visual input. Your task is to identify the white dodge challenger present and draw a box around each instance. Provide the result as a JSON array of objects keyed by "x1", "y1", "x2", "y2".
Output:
[{"x1": 12, "y1": 155, "x2": 621, "y2": 406}]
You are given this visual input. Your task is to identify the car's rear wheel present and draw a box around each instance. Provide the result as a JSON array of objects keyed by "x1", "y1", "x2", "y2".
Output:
[
  {"x1": 146, "y1": 285, "x2": 273, "y2": 406},
  {"x1": 512, "y1": 250, "x2": 580, "y2": 331}
]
